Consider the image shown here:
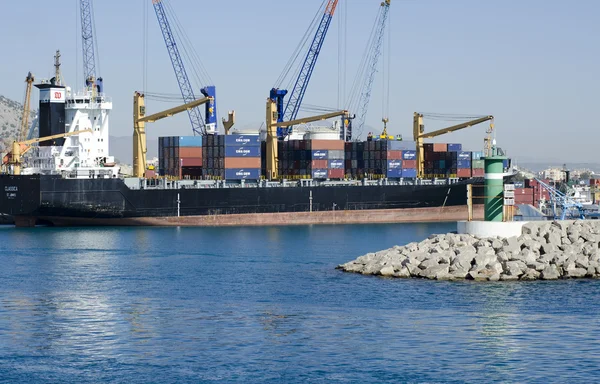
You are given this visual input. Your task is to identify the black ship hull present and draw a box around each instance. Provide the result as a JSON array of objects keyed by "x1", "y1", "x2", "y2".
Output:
[{"x1": 0, "y1": 175, "x2": 484, "y2": 227}]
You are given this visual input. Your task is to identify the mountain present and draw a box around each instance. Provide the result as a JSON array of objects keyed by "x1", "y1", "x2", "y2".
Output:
[
  {"x1": 0, "y1": 95, "x2": 36, "y2": 153},
  {"x1": 109, "y1": 136, "x2": 158, "y2": 166}
]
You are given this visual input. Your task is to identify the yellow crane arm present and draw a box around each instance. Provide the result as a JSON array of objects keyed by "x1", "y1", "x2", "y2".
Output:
[
  {"x1": 136, "y1": 96, "x2": 212, "y2": 123},
  {"x1": 416, "y1": 115, "x2": 494, "y2": 140},
  {"x1": 274, "y1": 110, "x2": 349, "y2": 128},
  {"x1": 18, "y1": 129, "x2": 93, "y2": 146},
  {"x1": 19, "y1": 72, "x2": 35, "y2": 141}
]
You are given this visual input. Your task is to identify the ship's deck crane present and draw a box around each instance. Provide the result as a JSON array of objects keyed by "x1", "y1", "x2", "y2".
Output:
[
  {"x1": 79, "y1": 0, "x2": 103, "y2": 93},
  {"x1": 20, "y1": 72, "x2": 35, "y2": 141},
  {"x1": 413, "y1": 113, "x2": 494, "y2": 178},
  {"x1": 534, "y1": 178, "x2": 585, "y2": 220},
  {"x1": 271, "y1": 0, "x2": 339, "y2": 138},
  {"x1": 4, "y1": 130, "x2": 93, "y2": 175},
  {"x1": 152, "y1": 0, "x2": 217, "y2": 136},
  {"x1": 346, "y1": 0, "x2": 391, "y2": 142},
  {"x1": 133, "y1": 92, "x2": 213, "y2": 177},
  {"x1": 266, "y1": 98, "x2": 349, "y2": 180}
]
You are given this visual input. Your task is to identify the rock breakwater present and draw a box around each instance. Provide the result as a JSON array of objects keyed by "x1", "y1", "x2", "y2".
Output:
[{"x1": 337, "y1": 221, "x2": 600, "y2": 281}]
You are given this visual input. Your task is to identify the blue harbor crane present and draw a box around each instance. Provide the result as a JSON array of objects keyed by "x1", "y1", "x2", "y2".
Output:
[
  {"x1": 534, "y1": 178, "x2": 585, "y2": 220},
  {"x1": 271, "y1": 0, "x2": 339, "y2": 138},
  {"x1": 152, "y1": 0, "x2": 217, "y2": 135},
  {"x1": 346, "y1": 0, "x2": 391, "y2": 141},
  {"x1": 79, "y1": 0, "x2": 104, "y2": 93}
]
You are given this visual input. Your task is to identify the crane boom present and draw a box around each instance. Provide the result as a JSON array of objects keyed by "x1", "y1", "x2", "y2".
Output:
[
  {"x1": 80, "y1": 0, "x2": 97, "y2": 83},
  {"x1": 20, "y1": 72, "x2": 35, "y2": 141},
  {"x1": 152, "y1": 0, "x2": 209, "y2": 136},
  {"x1": 350, "y1": 0, "x2": 391, "y2": 141},
  {"x1": 279, "y1": 0, "x2": 339, "y2": 135},
  {"x1": 413, "y1": 113, "x2": 494, "y2": 178}
]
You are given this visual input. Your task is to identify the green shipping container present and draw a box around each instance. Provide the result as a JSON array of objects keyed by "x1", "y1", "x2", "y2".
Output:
[{"x1": 472, "y1": 160, "x2": 485, "y2": 169}]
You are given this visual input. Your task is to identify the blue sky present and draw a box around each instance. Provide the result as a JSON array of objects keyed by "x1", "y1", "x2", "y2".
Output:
[{"x1": 2, "y1": 0, "x2": 598, "y2": 163}]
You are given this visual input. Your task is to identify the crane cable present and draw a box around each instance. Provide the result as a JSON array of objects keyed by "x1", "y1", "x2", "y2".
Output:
[{"x1": 274, "y1": 0, "x2": 327, "y2": 90}]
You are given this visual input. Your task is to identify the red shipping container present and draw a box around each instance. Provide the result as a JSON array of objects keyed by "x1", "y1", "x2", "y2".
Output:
[
  {"x1": 145, "y1": 169, "x2": 156, "y2": 178},
  {"x1": 180, "y1": 157, "x2": 203, "y2": 167},
  {"x1": 433, "y1": 143, "x2": 447, "y2": 152},
  {"x1": 457, "y1": 168, "x2": 472, "y2": 178},
  {"x1": 472, "y1": 168, "x2": 485, "y2": 177},
  {"x1": 328, "y1": 169, "x2": 344, "y2": 179},
  {"x1": 310, "y1": 160, "x2": 328, "y2": 169},
  {"x1": 403, "y1": 160, "x2": 417, "y2": 168},
  {"x1": 180, "y1": 147, "x2": 202, "y2": 158},
  {"x1": 386, "y1": 150, "x2": 403, "y2": 160},
  {"x1": 515, "y1": 188, "x2": 534, "y2": 195},
  {"x1": 515, "y1": 195, "x2": 534, "y2": 205}
]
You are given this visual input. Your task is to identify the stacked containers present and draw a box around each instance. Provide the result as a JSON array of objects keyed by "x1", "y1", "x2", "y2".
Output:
[
  {"x1": 471, "y1": 151, "x2": 485, "y2": 177},
  {"x1": 179, "y1": 136, "x2": 203, "y2": 179},
  {"x1": 278, "y1": 139, "x2": 345, "y2": 179},
  {"x1": 456, "y1": 150, "x2": 472, "y2": 178},
  {"x1": 159, "y1": 136, "x2": 203, "y2": 178},
  {"x1": 344, "y1": 140, "x2": 417, "y2": 179},
  {"x1": 423, "y1": 143, "x2": 457, "y2": 178},
  {"x1": 203, "y1": 134, "x2": 261, "y2": 180}
]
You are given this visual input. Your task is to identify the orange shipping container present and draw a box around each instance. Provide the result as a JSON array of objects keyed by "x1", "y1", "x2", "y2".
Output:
[
  {"x1": 224, "y1": 157, "x2": 261, "y2": 169},
  {"x1": 386, "y1": 150, "x2": 403, "y2": 160},
  {"x1": 310, "y1": 139, "x2": 345, "y2": 151},
  {"x1": 180, "y1": 147, "x2": 202, "y2": 158},
  {"x1": 433, "y1": 143, "x2": 447, "y2": 152},
  {"x1": 310, "y1": 160, "x2": 328, "y2": 169},
  {"x1": 457, "y1": 168, "x2": 471, "y2": 178}
]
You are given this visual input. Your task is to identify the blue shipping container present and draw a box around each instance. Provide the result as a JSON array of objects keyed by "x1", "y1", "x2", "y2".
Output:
[
  {"x1": 457, "y1": 151, "x2": 471, "y2": 160},
  {"x1": 472, "y1": 151, "x2": 483, "y2": 160},
  {"x1": 224, "y1": 168, "x2": 261, "y2": 180},
  {"x1": 312, "y1": 169, "x2": 329, "y2": 179},
  {"x1": 224, "y1": 135, "x2": 261, "y2": 147},
  {"x1": 179, "y1": 136, "x2": 203, "y2": 147},
  {"x1": 387, "y1": 160, "x2": 403, "y2": 170},
  {"x1": 327, "y1": 150, "x2": 345, "y2": 160},
  {"x1": 402, "y1": 150, "x2": 416, "y2": 160},
  {"x1": 447, "y1": 143, "x2": 462, "y2": 152},
  {"x1": 311, "y1": 150, "x2": 328, "y2": 160},
  {"x1": 224, "y1": 146, "x2": 261, "y2": 157},
  {"x1": 457, "y1": 160, "x2": 471, "y2": 169},
  {"x1": 386, "y1": 168, "x2": 403, "y2": 178},
  {"x1": 402, "y1": 168, "x2": 418, "y2": 178},
  {"x1": 503, "y1": 159, "x2": 510, "y2": 168},
  {"x1": 328, "y1": 160, "x2": 344, "y2": 169},
  {"x1": 388, "y1": 140, "x2": 416, "y2": 151}
]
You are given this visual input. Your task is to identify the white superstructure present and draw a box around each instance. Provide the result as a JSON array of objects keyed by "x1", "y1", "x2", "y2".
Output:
[{"x1": 22, "y1": 81, "x2": 120, "y2": 179}]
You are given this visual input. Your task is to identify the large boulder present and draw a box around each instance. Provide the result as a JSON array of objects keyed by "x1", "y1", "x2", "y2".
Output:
[{"x1": 420, "y1": 264, "x2": 451, "y2": 280}]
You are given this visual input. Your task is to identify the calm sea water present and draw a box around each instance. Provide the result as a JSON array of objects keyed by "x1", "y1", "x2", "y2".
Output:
[{"x1": 0, "y1": 223, "x2": 599, "y2": 383}]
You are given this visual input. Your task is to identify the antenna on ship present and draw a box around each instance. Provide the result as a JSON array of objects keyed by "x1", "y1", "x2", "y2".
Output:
[{"x1": 54, "y1": 50, "x2": 62, "y2": 86}]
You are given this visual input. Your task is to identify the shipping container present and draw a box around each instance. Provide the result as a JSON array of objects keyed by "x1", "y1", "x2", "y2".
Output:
[
  {"x1": 514, "y1": 181, "x2": 525, "y2": 188},
  {"x1": 180, "y1": 157, "x2": 203, "y2": 167},
  {"x1": 387, "y1": 160, "x2": 402, "y2": 170},
  {"x1": 224, "y1": 135, "x2": 260, "y2": 147},
  {"x1": 224, "y1": 146, "x2": 261, "y2": 157},
  {"x1": 433, "y1": 143, "x2": 447, "y2": 152},
  {"x1": 311, "y1": 150, "x2": 328, "y2": 160},
  {"x1": 472, "y1": 168, "x2": 485, "y2": 177},
  {"x1": 457, "y1": 168, "x2": 471, "y2": 178},
  {"x1": 308, "y1": 139, "x2": 345, "y2": 151},
  {"x1": 503, "y1": 159, "x2": 511, "y2": 168},
  {"x1": 179, "y1": 136, "x2": 203, "y2": 147},
  {"x1": 402, "y1": 160, "x2": 417, "y2": 168},
  {"x1": 386, "y1": 150, "x2": 402, "y2": 160},
  {"x1": 457, "y1": 160, "x2": 471, "y2": 169},
  {"x1": 401, "y1": 168, "x2": 417, "y2": 178},
  {"x1": 328, "y1": 169, "x2": 344, "y2": 179},
  {"x1": 401, "y1": 150, "x2": 416, "y2": 160},
  {"x1": 447, "y1": 143, "x2": 462, "y2": 152},
  {"x1": 328, "y1": 160, "x2": 344, "y2": 169},
  {"x1": 312, "y1": 169, "x2": 329, "y2": 179},
  {"x1": 180, "y1": 147, "x2": 203, "y2": 158},
  {"x1": 386, "y1": 168, "x2": 403, "y2": 178},
  {"x1": 225, "y1": 157, "x2": 261, "y2": 169},
  {"x1": 472, "y1": 151, "x2": 483, "y2": 160},
  {"x1": 457, "y1": 151, "x2": 471, "y2": 160},
  {"x1": 224, "y1": 168, "x2": 261, "y2": 180},
  {"x1": 328, "y1": 150, "x2": 345, "y2": 160},
  {"x1": 310, "y1": 159, "x2": 328, "y2": 169},
  {"x1": 472, "y1": 160, "x2": 485, "y2": 169}
]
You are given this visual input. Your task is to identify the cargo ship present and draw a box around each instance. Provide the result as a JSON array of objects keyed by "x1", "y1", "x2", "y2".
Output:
[{"x1": 0, "y1": 77, "x2": 507, "y2": 227}]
